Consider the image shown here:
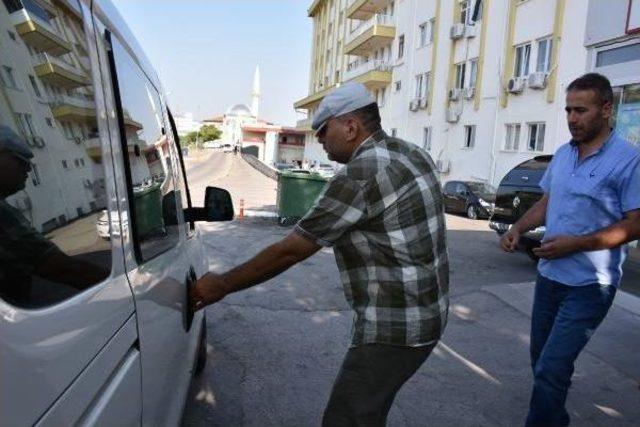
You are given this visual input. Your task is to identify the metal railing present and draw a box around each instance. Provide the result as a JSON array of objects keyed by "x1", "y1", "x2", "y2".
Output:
[
  {"x1": 48, "y1": 92, "x2": 95, "y2": 110},
  {"x1": 34, "y1": 52, "x2": 82, "y2": 75},
  {"x1": 344, "y1": 59, "x2": 392, "y2": 81},
  {"x1": 346, "y1": 14, "x2": 394, "y2": 44}
]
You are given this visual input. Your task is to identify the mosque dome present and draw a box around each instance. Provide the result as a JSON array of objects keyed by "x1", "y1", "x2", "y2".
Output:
[{"x1": 226, "y1": 104, "x2": 253, "y2": 117}]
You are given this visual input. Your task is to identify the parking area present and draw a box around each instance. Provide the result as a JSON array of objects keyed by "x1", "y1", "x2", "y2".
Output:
[{"x1": 181, "y1": 213, "x2": 640, "y2": 426}]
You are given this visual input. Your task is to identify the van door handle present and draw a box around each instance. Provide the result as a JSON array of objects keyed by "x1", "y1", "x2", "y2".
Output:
[
  {"x1": 521, "y1": 176, "x2": 529, "y2": 181},
  {"x1": 184, "y1": 266, "x2": 197, "y2": 332}
]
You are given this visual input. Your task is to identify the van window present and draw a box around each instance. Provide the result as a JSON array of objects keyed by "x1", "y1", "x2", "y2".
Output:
[
  {"x1": 108, "y1": 35, "x2": 181, "y2": 262},
  {"x1": 0, "y1": 0, "x2": 111, "y2": 308}
]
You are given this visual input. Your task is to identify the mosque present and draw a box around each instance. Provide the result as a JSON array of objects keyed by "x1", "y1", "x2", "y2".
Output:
[{"x1": 203, "y1": 67, "x2": 305, "y2": 166}]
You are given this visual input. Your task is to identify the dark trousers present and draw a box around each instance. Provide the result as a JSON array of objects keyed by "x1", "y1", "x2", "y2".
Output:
[
  {"x1": 322, "y1": 342, "x2": 436, "y2": 427},
  {"x1": 526, "y1": 274, "x2": 616, "y2": 427}
]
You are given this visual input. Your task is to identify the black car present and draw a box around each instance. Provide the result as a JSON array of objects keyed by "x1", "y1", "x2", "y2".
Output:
[
  {"x1": 442, "y1": 181, "x2": 497, "y2": 219},
  {"x1": 489, "y1": 155, "x2": 552, "y2": 259}
]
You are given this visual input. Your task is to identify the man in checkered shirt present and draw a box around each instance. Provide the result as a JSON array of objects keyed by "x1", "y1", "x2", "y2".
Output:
[{"x1": 193, "y1": 83, "x2": 449, "y2": 426}]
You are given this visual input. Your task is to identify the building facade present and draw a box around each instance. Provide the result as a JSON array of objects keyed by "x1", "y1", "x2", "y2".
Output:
[{"x1": 295, "y1": 0, "x2": 639, "y2": 186}]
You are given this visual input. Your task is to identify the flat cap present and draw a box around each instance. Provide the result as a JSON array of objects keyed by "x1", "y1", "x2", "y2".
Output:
[
  {"x1": 0, "y1": 125, "x2": 33, "y2": 163},
  {"x1": 311, "y1": 82, "x2": 376, "y2": 135}
]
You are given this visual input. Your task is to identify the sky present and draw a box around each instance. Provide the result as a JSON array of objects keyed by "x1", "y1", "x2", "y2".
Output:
[{"x1": 111, "y1": 0, "x2": 312, "y2": 126}]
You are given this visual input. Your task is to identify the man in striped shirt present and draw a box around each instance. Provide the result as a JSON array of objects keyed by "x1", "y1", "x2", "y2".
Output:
[{"x1": 193, "y1": 83, "x2": 449, "y2": 425}]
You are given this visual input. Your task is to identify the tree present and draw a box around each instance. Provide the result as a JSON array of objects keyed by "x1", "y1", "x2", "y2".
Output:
[{"x1": 181, "y1": 125, "x2": 222, "y2": 147}]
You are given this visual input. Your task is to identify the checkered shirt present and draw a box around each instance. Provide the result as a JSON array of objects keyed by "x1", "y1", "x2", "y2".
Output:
[{"x1": 296, "y1": 130, "x2": 449, "y2": 347}]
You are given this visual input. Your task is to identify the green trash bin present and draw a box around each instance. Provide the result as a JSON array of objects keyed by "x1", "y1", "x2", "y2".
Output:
[
  {"x1": 133, "y1": 183, "x2": 165, "y2": 237},
  {"x1": 277, "y1": 171, "x2": 328, "y2": 225}
]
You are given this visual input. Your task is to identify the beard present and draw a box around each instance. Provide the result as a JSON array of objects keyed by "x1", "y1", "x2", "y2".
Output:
[{"x1": 570, "y1": 120, "x2": 606, "y2": 144}]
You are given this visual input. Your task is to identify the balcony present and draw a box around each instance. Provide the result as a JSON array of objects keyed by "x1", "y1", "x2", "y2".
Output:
[
  {"x1": 295, "y1": 117, "x2": 312, "y2": 132},
  {"x1": 7, "y1": 0, "x2": 72, "y2": 56},
  {"x1": 347, "y1": 0, "x2": 394, "y2": 20},
  {"x1": 344, "y1": 59, "x2": 392, "y2": 90},
  {"x1": 34, "y1": 53, "x2": 91, "y2": 88},
  {"x1": 307, "y1": 0, "x2": 323, "y2": 17},
  {"x1": 294, "y1": 85, "x2": 336, "y2": 110},
  {"x1": 344, "y1": 14, "x2": 395, "y2": 56},
  {"x1": 50, "y1": 94, "x2": 96, "y2": 123},
  {"x1": 84, "y1": 137, "x2": 102, "y2": 161}
]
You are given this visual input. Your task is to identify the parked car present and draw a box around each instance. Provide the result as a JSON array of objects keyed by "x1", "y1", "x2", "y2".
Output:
[
  {"x1": 203, "y1": 140, "x2": 221, "y2": 149},
  {"x1": 489, "y1": 155, "x2": 552, "y2": 260},
  {"x1": 442, "y1": 181, "x2": 497, "y2": 219},
  {"x1": 222, "y1": 143, "x2": 234, "y2": 152},
  {"x1": 0, "y1": 1, "x2": 234, "y2": 425}
]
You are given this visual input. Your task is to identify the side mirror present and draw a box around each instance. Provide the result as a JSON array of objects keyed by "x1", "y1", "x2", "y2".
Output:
[{"x1": 184, "y1": 187, "x2": 234, "y2": 222}]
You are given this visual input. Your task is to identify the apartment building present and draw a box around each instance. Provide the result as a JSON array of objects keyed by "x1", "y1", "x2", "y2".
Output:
[
  {"x1": 295, "y1": 0, "x2": 638, "y2": 186},
  {"x1": 1, "y1": 0, "x2": 105, "y2": 232}
]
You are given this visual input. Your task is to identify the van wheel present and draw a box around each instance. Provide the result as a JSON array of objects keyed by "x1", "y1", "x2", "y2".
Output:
[
  {"x1": 194, "y1": 317, "x2": 207, "y2": 376},
  {"x1": 466, "y1": 205, "x2": 478, "y2": 220}
]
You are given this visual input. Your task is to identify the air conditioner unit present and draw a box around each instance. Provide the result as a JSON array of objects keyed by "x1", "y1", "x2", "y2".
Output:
[
  {"x1": 465, "y1": 25, "x2": 477, "y2": 38},
  {"x1": 448, "y1": 88, "x2": 462, "y2": 101},
  {"x1": 464, "y1": 87, "x2": 475, "y2": 99},
  {"x1": 436, "y1": 159, "x2": 451, "y2": 174},
  {"x1": 528, "y1": 71, "x2": 547, "y2": 89},
  {"x1": 507, "y1": 77, "x2": 525, "y2": 94},
  {"x1": 409, "y1": 99, "x2": 420, "y2": 111},
  {"x1": 450, "y1": 23, "x2": 465, "y2": 40},
  {"x1": 419, "y1": 96, "x2": 428, "y2": 109},
  {"x1": 30, "y1": 136, "x2": 45, "y2": 148},
  {"x1": 446, "y1": 107, "x2": 460, "y2": 123}
]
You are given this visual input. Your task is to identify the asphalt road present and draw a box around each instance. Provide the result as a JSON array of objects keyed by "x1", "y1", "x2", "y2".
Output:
[{"x1": 180, "y1": 153, "x2": 640, "y2": 427}]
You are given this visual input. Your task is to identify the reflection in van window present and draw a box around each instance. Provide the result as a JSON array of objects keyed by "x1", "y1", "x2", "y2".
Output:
[
  {"x1": 109, "y1": 36, "x2": 181, "y2": 262},
  {"x1": 0, "y1": 0, "x2": 111, "y2": 308}
]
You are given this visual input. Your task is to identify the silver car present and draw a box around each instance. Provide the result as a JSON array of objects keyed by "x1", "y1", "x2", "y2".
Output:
[{"x1": 0, "y1": 1, "x2": 233, "y2": 425}]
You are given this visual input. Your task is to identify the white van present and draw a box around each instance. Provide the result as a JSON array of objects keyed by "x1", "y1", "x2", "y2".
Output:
[{"x1": 0, "y1": 0, "x2": 233, "y2": 425}]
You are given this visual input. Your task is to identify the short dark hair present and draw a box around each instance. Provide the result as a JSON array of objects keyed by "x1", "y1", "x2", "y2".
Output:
[
  {"x1": 340, "y1": 103, "x2": 382, "y2": 134},
  {"x1": 566, "y1": 73, "x2": 613, "y2": 105}
]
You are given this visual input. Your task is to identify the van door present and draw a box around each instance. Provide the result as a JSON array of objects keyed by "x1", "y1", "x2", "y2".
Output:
[
  {"x1": 0, "y1": 0, "x2": 139, "y2": 425},
  {"x1": 93, "y1": 6, "x2": 202, "y2": 423}
]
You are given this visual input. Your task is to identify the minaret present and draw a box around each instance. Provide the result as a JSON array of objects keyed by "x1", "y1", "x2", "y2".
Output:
[{"x1": 251, "y1": 66, "x2": 260, "y2": 118}]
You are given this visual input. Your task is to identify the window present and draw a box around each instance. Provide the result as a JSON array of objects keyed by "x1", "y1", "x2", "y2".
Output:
[
  {"x1": 379, "y1": 87, "x2": 386, "y2": 107},
  {"x1": 430, "y1": 18, "x2": 436, "y2": 42},
  {"x1": 397, "y1": 35, "x2": 405, "y2": 59},
  {"x1": 14, "y1": 113, "x2": 37, "y2": 138},
  {"x1": 514, "y1": 43, "x2": 531, "y2": 77},
  {"x1": 504, "y1": 123, "x2": 521, "y2": 151},
  {"x1": 395, "y1": 80, "x2": 402, "y2": 92},
  {"x1": 469, "y1": 59, "x2": 478, "y2": 88},
  {"x1": 423, "y1": 127, "x2": 432, "y2": 150},
  {"x1": 415, "y1": 72, "x2": 430, "y2": 99},
  {"x1": 527, "y1": 123, "x2": 545, "y2": 151},
  {"x1": 463, "y1": 125, "x2": 476, "y2": 148},
  {"x1": 74, "y1": 159, "x2": 80, "y2": 168},
  {"x1": 391, "y1": 128, "x2": 398, "y2": 137},
  {"x1": 419, "y1": 22, "x2": 428, "y2": 47},
  {"x1": 460, "y1": 0, "x2": 470, "y2": 24},
  {"x1": 596, "y1": 43, "x2": 640, "y2": 67},
  {"x1": 455, "y1": 62, "x2": 466, "y2": 89},
  {"x1": 536, "y1": 37, "x2": 553, "y2": 73},
  {"x1": 31, "y1": 163, "x2": 42, "y2": 186},
  {"x1": 28, "y1": 75, "x2": 41, "y2": 98},
  {"x1": 2, "y1": 65, "x2": 18, "y2": 88},
  {"x1": 0, "y1": 0, "x2": 110, "y2": 310},
  {"x1": 109, "y1": 34, "x2": 181, "y2": 262},
  {"x1": 415, "y1": 74, "x2": 424, "y2": 99}
]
